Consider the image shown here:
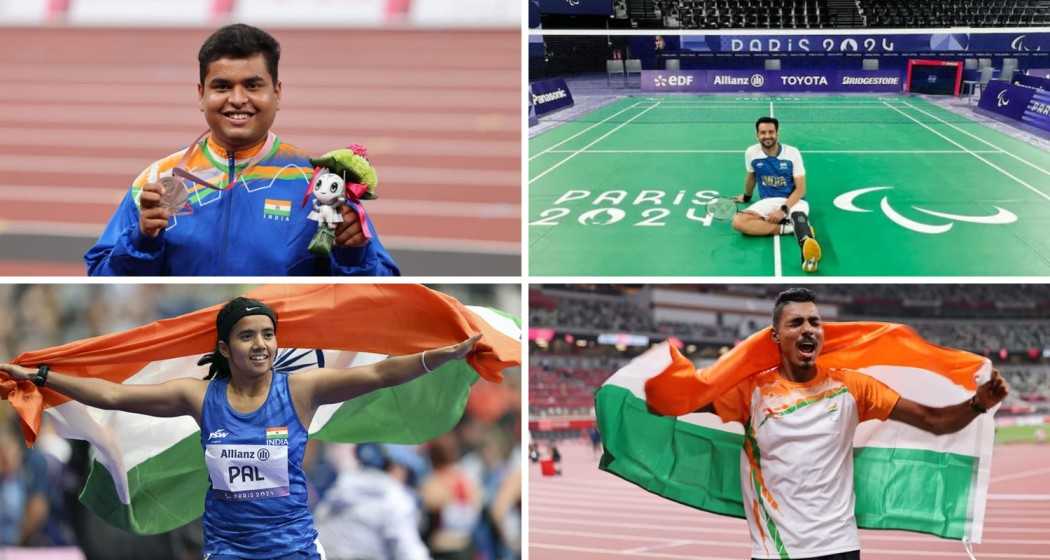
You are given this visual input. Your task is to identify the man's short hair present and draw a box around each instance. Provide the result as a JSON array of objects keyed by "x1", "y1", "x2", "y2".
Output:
[
  {"x1": 755, "y1": 116, "x2": 780, "y2": 132},
  {"x1": 198, "y1": 23, "x2": 281, "y2": 85},
  {"x1": 772, "y1": 287, "x2": 816, "y2": 326}
]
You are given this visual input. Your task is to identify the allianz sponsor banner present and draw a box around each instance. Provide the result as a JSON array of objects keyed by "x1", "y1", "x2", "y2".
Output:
[
  {"x1": 1022, "y1": 89, "x2": 1050, "y2": 134},
  {"x1": 641, "y1": 70, "x2": 708, "y2": 92},
  {"x1": 530, "y1": 78, "x2": 574, "y2": 116},
  {"x1": 681, "y1": 32, "x2": 1050, "y2": 53},
  {"x1": 659, "y1": 70, "x2": 902, "y2": 92},
  {"x1": 978, "y1": 80, "x2": 1036, "y2": 122}
]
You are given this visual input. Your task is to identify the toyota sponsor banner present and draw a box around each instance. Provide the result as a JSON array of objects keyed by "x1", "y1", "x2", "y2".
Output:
[
  {"x1": 530, "y1": 78, "x2": 574, "y2": 116},
  {"x1": 979, "y1": 80, "x2": 1036, "y2": 122},
  {"x1": 681, "y1": 32, "x2": 1050, "y2": 53},
  {"x1": 1021, "y1": 89, "x2": 1050, "y2": 135},
  {"x1": 641, "y1": 70, "x2": 708, "y2": 92},
  {"x1": 644, "y1": 70, "x2": 902, "y2": 92}
]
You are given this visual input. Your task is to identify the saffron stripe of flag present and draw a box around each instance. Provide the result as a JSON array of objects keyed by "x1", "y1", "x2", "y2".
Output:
[
  {"x1": 1, "y1": 284, "x2": 520, "y2": 534},
  {"x1": 596, "y1": 322, "x2": 996, "y2": 544}
]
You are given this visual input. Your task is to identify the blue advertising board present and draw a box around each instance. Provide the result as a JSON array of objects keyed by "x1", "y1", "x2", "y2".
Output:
[
  {"x1": 1021, "y1": 89, "x2": 1050, "y2": 134},
  {"x1": 535, "y1": 0, "x2": 612, "y2": 15},
  {"x1": 530, "y1": 78, "x2": 574, "y2": 116},
  {"x1": 979, "y1": 80, "x2": 1036, "y2": 121},
  {"x1": 641, "y1": 69, "x2": 903, "y2": 93},
  {"x1": 680, "y1": 32, "x2": 1050, "y2": 54},
  {"x1": 1017, "y1": 73, "x2": 1050, "y2": 91}
]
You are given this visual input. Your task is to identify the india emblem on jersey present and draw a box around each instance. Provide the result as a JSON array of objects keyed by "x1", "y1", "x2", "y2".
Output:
[
  {"x1": 266, "y1": 426, "x2": 289, "y2": 446},
  {"x1": 263, "y1": 199, "x2": 291, "y2": 221}
]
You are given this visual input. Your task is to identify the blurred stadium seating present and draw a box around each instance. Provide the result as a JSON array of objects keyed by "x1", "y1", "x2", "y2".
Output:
[
  {"x1": 529, "y1": 285, "x2": 1050, "y2": 442},
  {"x1": 536, "y1": 0, "x2": 1050, "y2": 29}
]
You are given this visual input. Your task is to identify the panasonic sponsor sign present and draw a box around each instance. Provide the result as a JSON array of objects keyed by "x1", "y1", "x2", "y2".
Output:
[{"x1": 530, "y1": 78, "x2": 575, "y2": 116}]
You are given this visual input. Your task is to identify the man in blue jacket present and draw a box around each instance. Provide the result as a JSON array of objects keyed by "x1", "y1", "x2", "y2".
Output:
[{"x1": 85, "y1": 24, "x2": 399, "y2": 276}]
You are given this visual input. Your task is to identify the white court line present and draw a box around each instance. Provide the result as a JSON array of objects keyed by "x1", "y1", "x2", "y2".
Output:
[
  {"x1": 774, "y1": 233, "x2": 783, "y2": 277},
  {"x1": 530, "y1": 543, "x2": 734, "y2": 560},
  {"x1": 529, "y1": 101, "x2": 642, "y2": 162},
  {"x1": 991, "y1": 467, "x2": 1050, "y2": 484},
  {"x1": 544, "y1": 149, "x2": 1004, "y2": 154},
  {"x1": 529, "y1": 102, "x2": 661, "y2": 185},
  {"x1": 901, "y1": 99, "x2": 1050, "y2": 178},
  {"x1": 880, "y1": 101, "x2": 1050, "y2": 203}
]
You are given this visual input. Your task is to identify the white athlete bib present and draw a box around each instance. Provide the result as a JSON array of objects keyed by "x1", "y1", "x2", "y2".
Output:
[{"x1": 205, "y1": 444, "x2": 290, "y2": 501}]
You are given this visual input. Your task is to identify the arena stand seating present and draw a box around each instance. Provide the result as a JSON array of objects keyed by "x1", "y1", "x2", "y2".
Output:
[{"x1": 559, "y1": 0, "x2": 1050, "y2": 28}]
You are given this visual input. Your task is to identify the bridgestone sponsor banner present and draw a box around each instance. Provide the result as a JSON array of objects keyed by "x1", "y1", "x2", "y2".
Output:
[
  {"x1": 642, "y1": 70, "x2": 902, "y2": 93},
  {"x1": 530, "y1": 77, "x2": 574, "y2": 116}
]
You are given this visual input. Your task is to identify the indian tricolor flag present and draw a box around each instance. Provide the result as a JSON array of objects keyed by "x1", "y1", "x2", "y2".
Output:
[
  {"x1": 264, "y1": 198, "x2": 291, "y2": 219},
  {"x1": 596, "y1": 322, "x2": 997, "y2": 543},
  {"x1": 0, "y1": 284, "x2": 520, "y2": 534}
]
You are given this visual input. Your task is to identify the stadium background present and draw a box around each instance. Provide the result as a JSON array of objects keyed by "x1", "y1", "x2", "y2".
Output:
[
  {"x1": 529, "y1": 284, "x2": 1050, "y2": 559},
  {"x1": 0, "y1": 0, "x2": 519, "y2": 276},
  {"x1": 0, "y1": 283, "x2": 521, "y2": 560}
]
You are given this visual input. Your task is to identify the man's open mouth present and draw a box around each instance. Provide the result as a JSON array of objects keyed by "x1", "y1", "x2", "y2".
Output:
[{"x1": 797, "y1": 339, "x2": 818, "y2": 358}]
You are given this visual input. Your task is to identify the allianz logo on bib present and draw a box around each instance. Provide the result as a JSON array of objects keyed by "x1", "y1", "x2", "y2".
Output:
[{"x1": 208, "y1": 428, "x2": 230, "y2": 442}]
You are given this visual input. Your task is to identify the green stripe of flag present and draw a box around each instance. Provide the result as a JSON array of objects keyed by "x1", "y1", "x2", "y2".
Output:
[{"x1": 596, "y1": 384, "x2": 977, "y2": 539}]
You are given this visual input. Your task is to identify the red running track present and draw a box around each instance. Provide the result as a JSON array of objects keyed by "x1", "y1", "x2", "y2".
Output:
[
  {"x1": 530, "y1": 441, "x2": 1050, "y2": 559},
  {"x1": 0, "y1": 26, "x2": 519, "y2": 275}
]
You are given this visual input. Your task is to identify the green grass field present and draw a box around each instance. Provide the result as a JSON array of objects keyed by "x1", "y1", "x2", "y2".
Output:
[
  {"x1": 996, "y1": 423, "x2": 1050, "y2": 444},
  {"x1": 529, "y1": 95, "x2": 1050, "y2": 276}
]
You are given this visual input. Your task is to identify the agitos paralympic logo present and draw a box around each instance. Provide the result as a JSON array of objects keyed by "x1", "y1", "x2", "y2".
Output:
[{"x1": 833, "y1": 186, "x2": 1016, "y2": 234}]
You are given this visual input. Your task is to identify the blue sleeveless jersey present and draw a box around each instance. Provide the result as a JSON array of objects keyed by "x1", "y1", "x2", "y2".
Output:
[{"x1": 200, "y1": 373, "x2": 318, "y2": 559}]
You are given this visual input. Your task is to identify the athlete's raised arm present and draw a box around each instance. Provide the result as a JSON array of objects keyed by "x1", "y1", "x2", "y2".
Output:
[
  {"x1": 889, "y1": 369, "x2": 1008, "y2": 435},
  {"x1": 0, "y1": 363, "x2": 205, "y2": 422},
  {"x1": 294, "y1": 334, "x2": 482, "y2": 410}
]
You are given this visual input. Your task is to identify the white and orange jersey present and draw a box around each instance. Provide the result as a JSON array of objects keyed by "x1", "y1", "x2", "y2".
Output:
[{"x1": 713, "y1": 366, "x2": 901, "y2": 559}]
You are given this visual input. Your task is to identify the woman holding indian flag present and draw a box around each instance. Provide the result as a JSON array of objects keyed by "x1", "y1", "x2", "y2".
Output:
[{"x1": 1, "y1": 295, "x2": 482, "y2": 560}]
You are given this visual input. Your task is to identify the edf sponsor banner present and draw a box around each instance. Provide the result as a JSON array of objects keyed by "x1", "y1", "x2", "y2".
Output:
[
  {"x1": 641, "y1": 70, "x2": 707, "y2": 92},
  {"x1": 670, "y1": 70, "x2": 902, "y2": 92},
  {"x1": 530, "y1": 78, "x2": 574, "y2": 116},
  {"x1": 535, "y1": 0, "x2": 612, "y2": 15},
  {"x1": 978, "y1": 80, "x2": 1036, "y2": 121},
  {"x1": 681, "y1": 32, "x2": 1050, "y2": 53},
  {"x1": 1022, "y1": 89, "x2": 1050, "y2": 134}
]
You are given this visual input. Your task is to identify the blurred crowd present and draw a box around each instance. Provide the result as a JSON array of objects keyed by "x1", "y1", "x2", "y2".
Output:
[{"x1": 0, "y1": 285, "x2": 521, "y2": 560}]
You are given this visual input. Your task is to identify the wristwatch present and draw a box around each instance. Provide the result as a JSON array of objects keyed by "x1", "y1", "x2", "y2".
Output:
[
  {"x1": 780, "y1": 204, "x2": 790, "y2": 214},
  {"x1": 31, "y1": 365, "x2": 49, "y2": 388},
  {"x1": 969, "y1": 394, "x2": 987, "y2": 414}
]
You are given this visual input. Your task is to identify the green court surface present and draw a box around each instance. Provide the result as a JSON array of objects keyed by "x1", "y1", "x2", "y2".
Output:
[{"x1": 528, "y1": 95, "x2": 1050, "y2": 276}]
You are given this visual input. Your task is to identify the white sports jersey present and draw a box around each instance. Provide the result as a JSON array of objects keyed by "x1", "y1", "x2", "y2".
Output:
[
  {"x1": 744, "y1": 143, "x2": 806, "y2": 200},
  {"x1": 714, "y1": 366, "x2": 900, "y2": 559}
]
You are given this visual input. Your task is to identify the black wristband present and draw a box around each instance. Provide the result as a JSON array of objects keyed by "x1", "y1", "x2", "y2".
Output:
[
  {"x1": 780, "y1": 204, "x2": 790, "y2": 214},
  {"x1": 969, "y1": 395, "x2": 987, "y2": 414},
  {"x1": 741, "y1": 193, "x2": 752, "y2": 203},
  {"x1": 32, "y1": 364, "x2": 49, "y2": 388}
]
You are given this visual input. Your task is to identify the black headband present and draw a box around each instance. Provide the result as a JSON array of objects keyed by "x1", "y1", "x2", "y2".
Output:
[{"x1": 216, "y1": 297, "x2": 277, "y2": 342}]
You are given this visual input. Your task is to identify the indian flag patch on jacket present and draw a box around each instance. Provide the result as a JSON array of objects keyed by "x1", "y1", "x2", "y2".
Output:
[
  {"x1": 266, "y1": 426, "x2": 289, "y2": 446},
  {"x1": 263, "y1": 199, "x2": 291, "y2": 221}
]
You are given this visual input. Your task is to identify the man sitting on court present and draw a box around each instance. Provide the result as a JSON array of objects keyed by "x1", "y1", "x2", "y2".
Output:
[
  {"x1": 733, "y1": 116, "x2": 821, "y2": 273},
  {"x1": 85, "y1": 24, "x2": 399, "y2": 276}
]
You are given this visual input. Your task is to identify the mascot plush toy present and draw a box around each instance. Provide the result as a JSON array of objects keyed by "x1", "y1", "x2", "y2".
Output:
[{"x1": 304, "y1": 144, "x2": 379, "y2": 256}]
